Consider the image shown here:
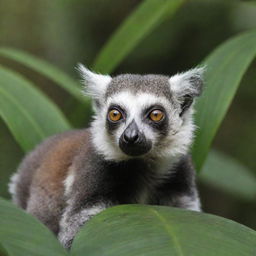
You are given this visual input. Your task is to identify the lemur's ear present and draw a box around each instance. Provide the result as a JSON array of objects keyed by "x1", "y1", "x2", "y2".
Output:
[
  {"x1": 78, "y1": 64, "x2": 112, "y2": 102},
  {"x1": 169, "y1": 67, "x2": 205, "y2": 116}
]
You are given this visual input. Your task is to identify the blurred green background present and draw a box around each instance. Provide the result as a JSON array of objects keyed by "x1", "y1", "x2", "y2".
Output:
[{"x1": 0, "y1": 0, "x2": 255, "y2": 230}]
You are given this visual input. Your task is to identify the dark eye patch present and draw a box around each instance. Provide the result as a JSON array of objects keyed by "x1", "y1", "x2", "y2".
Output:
[
  {"x1": 106, "y1": 104, "x2": 126, "y2": 134},
  {"x1": 142, "y1": 105, "x2": 169, "y2": 136}
]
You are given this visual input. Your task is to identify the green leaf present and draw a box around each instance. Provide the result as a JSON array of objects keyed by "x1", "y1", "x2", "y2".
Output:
[
  {"x1": 0, "y1": 243, "x2": 9, "y2": 256},
  {"x1": 192, "y1": 29, "x2": 256, "y2": 170},
  {"x1": 0, "y1": 47, "x2": 89, "y2": 105},
  {"x1": 71, "y1": 205, "x2": 256, "y2": 256},
  {"x1": 200, "y1": 150, "x2": 256, "y2": 201},
  {"x1": 93, "y1": 0, "x2": 184, "y2": 73},
  {"x1": 0, "y1": 198, "x2": 67, "y2": 256},
  {"x1": 0, "y1": 66, "x2": 71, "y2": 152}
]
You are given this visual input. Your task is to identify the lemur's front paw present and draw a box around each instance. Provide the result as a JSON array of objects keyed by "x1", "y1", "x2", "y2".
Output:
[
  {"x1": 58, "y1": 230, "x2": 75, "y2": 249},
  {"x1": 63, "y1": 238, "x2": 73, "y2": 250}
]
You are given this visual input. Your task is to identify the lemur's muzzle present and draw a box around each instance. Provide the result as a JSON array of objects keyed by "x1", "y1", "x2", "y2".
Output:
[{"x1": 119, "y1": 120, "x2": 152, "y2": 156}]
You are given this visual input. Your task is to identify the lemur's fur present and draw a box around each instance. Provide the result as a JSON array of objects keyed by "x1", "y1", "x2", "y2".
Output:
[{"x1": 9, "y1": 65, "x2": 204, "y2": 248}]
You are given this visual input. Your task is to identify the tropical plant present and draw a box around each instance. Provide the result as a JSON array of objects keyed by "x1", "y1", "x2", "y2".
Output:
[{"x1": 0, "y1": 0, "x2": 256, "y2": 255}]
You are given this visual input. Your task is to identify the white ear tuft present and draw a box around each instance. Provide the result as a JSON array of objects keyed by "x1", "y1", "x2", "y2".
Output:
[
  {"x1": 169, "y1": 67, "x2": 205, "y2": 97},
  {"x1": 169, "y1": 67, "x2": 205, "y2": 116},
  {"x1": 77, "y1": 64, "x2": 112, "y2": 100}
]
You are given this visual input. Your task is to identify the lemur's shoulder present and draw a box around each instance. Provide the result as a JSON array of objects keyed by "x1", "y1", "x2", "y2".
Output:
[
  {"x1": 28, "y1": 128, "x2": 90, "y2": 173},
  {"x1": 10, "y1": 129, "x2": 91, "y2": 208},
  {"x1": 36, "y1": 128, "x2": 90, "y2": 168}
]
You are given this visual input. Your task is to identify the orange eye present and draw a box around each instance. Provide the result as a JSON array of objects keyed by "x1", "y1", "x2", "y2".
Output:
[
  {"x1": 149, "y1": 109, "x2": 164, "y2": 122},
  {"x1": 108, "y1": 109, "x2": 122, "y2": 122}
]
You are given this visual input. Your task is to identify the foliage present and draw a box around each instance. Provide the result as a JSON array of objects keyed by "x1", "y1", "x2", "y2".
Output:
[
  {"x1": 201, "y1": 150, "x2": 256, "y2": 202},
  {"x1": 0, "y1": 199, "x2": 256, "y2": 256},
  {"x1": 0, "y1": 199, "x2": 67, "y2": 256},
  {"x1": 92, "y1": 0, "x2": 184, "y2": 73},
  {"x1": 72, "y1": 205, "x2": 256, "y2": 256},
  {"x1": 192, "y1": 29, "x2": 256, "y2": 170},
  {"x1": 0, "y1": 67, "x2": 71, "y2": 152},
  {"x1": 0, "y1": 48, "x2": 87, "y2": 104},
  {"x1": 0, "y1": 0, "x2": 256, "y2": 255}
]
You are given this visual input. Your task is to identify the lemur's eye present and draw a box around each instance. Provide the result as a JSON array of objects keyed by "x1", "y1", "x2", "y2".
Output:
[
  {"x1": 149, "y1": 109, "x2": 164, "y2": 122},
  {"x1": 108, "y1": 109, "x2": 123, "y2": 122}
]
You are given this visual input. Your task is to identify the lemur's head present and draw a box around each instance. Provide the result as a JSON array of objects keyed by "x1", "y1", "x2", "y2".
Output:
[{"x1": 79, "y1": 65, "x2": 204, "y2": 161}]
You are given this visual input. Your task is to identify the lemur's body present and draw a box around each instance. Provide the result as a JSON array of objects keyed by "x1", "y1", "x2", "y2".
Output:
[{"x1": 9, "y1": 66, "x2": 204, "y2": 248}]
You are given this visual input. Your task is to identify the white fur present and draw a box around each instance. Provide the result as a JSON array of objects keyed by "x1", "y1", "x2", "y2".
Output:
[
  {"x1": 108, "y1": 92, "x2": 173, "y2": 144},
  {"x1": 91, "y1": 91, "x2": 195, "y2": 162},
  {"x1": 84, "y1": 204, "x2": 106, "y2": 216},
  {"x1": 63, "y1": 168, "x2": 75, "y2": 196},
  {"x1": 169, "y1": 67, "x2": 204, "y2": 97},
  {"x1": 78, "y1": 64, "x2": 112, "y2": 100},
  {"x1": 153, "y1": 108, "x2": 195, "y2": 159},
  {"x1": 179, "y1": 195, "x2": 201, "y2": 211},
  {"x1": 8, "y1": 173, "x2": 19, "y2": 198},
  {"x1": 58, "y1": 202, "x2": 107, "y2": 247},
  {"x1": 60, "y1": 203, "x2": 106, "y2": 227},
  {"x1": 91, "y1": 92, "x2": 171, "y2": 161}
]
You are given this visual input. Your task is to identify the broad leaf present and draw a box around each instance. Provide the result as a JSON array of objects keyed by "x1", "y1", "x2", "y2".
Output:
[
  {"x1": 93, "y1": 0, "x2": 184, "y2": 73},
  {"x1": 71, "y1": 205, "x2": 256, "y2": 256},
  {"x1": 0, "y1": 47, "x2": 89, "y2": 105},
  {"x1": 200, "y1": 150, "x2": 256, "y2": 201},
  {"x1": 193, "y1": 29, "x2": 256, "y2": 170},
  {"x1": 0, "y1": 66, "x2": 71, "y2": 152},
  {"x1": 0, "y1": 198, "x2": 67, "y2": 256},
  {"x1": 0, "y1": 244, "x2": 9, "y2": 256}
]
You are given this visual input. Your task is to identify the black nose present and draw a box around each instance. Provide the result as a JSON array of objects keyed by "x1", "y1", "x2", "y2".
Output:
[
  {"x1": 119, "y1": 120, "x2": 152, "y2": 156},
  {"x1": 123, "y1": 121, "x2": 140, "y2": 143}
]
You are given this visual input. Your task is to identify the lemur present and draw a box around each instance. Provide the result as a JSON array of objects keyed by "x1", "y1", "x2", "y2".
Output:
[{"x1": 9, "y1": 65, "x2": 204, "y2": 249}]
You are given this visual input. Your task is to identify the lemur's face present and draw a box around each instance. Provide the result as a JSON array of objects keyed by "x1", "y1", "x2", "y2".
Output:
[
  {"x1": 106, "y1": 91, "x2": 170, "y2": 157},
  {"x1": 79, "y1": 66, "x2": 204, "y2": 161}
]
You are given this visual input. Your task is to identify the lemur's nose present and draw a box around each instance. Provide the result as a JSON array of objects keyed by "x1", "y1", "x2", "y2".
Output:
[
  {"x1": 119, "y1": 119, "x2": 152, "y2": 156},
  {"x1": 123, "y1": 120, "x2": 140, "y2": 143}
]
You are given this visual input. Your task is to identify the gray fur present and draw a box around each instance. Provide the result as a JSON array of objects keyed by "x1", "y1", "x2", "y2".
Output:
[
  {"x1": 9, "y1": 67, "x2": 204, "y2": 249},
  {"x1": 105, "y1": 74, "x2": 172, "y2": 100}
]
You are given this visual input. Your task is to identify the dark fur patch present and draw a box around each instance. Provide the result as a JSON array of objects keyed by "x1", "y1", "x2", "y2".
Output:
[
  {"x1": 142, "y1": 105, "x2": 169, "y2": 136},
  {"x1": 106, "y1": 104, "x2": 126, "y2": 135},
  {"x1": 180, "y1": 95, "x2": 193, "y2": 116},
  {"x1": 70, "y1": 138, "x2": 196, "y2": 212}
]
